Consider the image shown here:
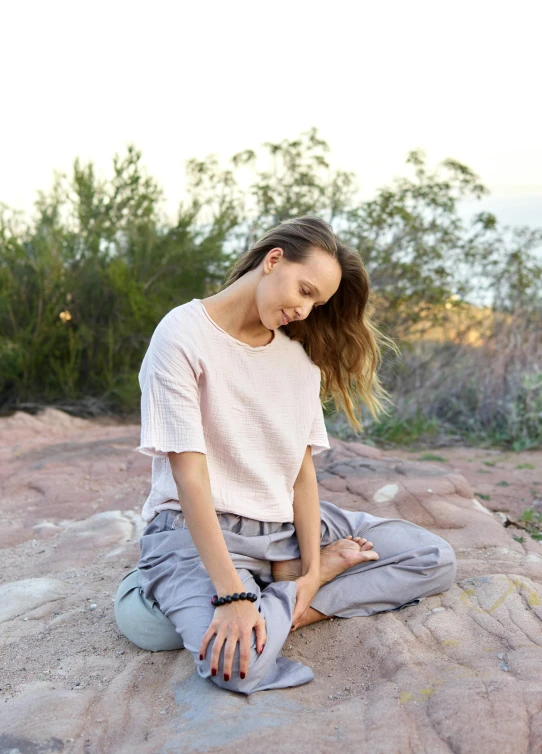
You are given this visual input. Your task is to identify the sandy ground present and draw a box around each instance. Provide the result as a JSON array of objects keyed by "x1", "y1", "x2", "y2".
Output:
[{"x1": 391, "y1": 445, "x2": 542, "y2": 520}]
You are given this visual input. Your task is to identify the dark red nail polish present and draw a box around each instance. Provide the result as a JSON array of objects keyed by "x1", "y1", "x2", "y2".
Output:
[
  {"x1": 240, "y1": 672, "x2": 246, "y2": 679},
  {"x1": 211, "y1": 668, "x2": 217, "y2": 676},
  {"x1": 260, "y1": 643, "x2": 265, "y2": 653},
  {"x1": 199, "y1": 654, "x2": 203, "y2": 661},
  {"x1": 224, "y1": 674, "x2": 230, "y2": 682}
]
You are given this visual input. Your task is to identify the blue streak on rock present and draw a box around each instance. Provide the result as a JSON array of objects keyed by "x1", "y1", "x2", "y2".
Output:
[{"x1": 162, "y1": 673, "x2": 305, "y2": 753}]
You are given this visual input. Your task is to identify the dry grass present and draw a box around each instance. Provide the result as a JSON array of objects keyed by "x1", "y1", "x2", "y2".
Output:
[{"x1": 328, "y1": 306, "x2": 542, "y2": 450}]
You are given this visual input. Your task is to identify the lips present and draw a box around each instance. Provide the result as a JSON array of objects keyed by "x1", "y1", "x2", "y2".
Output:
[{"x1": 281, "y1": 310, "x2": 290, "y2": 325}]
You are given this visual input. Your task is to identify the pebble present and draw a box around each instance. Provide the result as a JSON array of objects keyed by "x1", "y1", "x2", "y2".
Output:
[{"x1": 431, "y1": 608, "x2": 445, "y2": 613}]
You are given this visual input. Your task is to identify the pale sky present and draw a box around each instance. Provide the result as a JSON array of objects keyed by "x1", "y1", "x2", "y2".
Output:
[{"x1": 2, "y1": 0, "x2": 541, "y2": 229}]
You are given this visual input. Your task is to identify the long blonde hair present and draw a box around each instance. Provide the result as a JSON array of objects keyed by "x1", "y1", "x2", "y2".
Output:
[{"x1": 217, "y1": 216, "x2": 398, "y2": 434}]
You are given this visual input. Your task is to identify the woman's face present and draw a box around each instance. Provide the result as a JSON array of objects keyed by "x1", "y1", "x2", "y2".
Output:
[{"x1": 260, "y1": 246, "x2": 342, "y2": 330}]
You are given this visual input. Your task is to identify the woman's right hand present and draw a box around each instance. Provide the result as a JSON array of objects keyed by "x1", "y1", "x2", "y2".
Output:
[{"x1": 199, "y1": 598, "x2": 267, "y2": 682}]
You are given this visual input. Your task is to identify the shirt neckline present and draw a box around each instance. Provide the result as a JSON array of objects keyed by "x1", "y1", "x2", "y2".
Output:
[{"x1": 193, "y1": 299, "x2": 278, "y2": 352}]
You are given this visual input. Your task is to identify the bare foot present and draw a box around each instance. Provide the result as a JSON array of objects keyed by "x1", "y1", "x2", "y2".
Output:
[
  {"x1": 320, "y1": 536, "x2": 379, "y2": 584},
  {"x1": 272, "y1": 536, "x2": 378, "y2": 586}
]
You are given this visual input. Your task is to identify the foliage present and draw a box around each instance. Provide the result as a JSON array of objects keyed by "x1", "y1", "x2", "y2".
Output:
[
  {"x1": 518, "y1": 508, "x2": 542, "y2": 541},
  {"x1": 417, "y1": 453, "x2": 448, "y2": 462},
  {"x1": 1, "y1": 129, "x2": 541, "y2": 449},
  {"x1": 0, "y1": 145, "x2": 235, "y2": 413}
]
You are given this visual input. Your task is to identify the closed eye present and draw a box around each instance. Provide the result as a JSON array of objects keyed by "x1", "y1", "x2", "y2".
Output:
[{"x1": 300, "y1": 287, "x2": 319, "y2": 311}]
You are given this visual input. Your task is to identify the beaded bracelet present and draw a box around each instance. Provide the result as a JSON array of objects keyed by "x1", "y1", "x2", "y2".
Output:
[{"x1": 210, "y1": 591, "x2": 258, "y2": 606}]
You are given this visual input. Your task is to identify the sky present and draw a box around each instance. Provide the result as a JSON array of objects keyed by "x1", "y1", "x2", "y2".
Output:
[{"x1": 1, "y1": 0, "x2": 541, "y2": 231}]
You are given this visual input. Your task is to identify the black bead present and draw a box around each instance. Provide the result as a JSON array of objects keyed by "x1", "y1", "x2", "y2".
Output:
[
  {"x1": 217, "y1": 597, "x2": 226, "y2": 606},
  {"x1": 224, "y1": 595, "x2": 232, "y2": 603},
  {"x1": 239, "y1": 592, "x2": 247, "y2": 600},
  {"x1": 250, "y1": 594, "x2": 258, "y2": 602},
  {"x1": 232, "y1": 593, "x2": 240, "y2": 601}
]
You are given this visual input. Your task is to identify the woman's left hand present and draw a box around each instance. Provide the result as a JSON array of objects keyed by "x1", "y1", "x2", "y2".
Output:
[{"x1": 291, "y1": 573, "x2": 321, "y2": 630}]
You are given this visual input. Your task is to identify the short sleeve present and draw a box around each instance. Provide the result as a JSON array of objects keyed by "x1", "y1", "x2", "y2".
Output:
[
  {"x1": 134, "y1": 315, "x2": 207, "y2": 458},
  {"x1": 308, "y1": 371, "x2": 330, "y2": 456}
]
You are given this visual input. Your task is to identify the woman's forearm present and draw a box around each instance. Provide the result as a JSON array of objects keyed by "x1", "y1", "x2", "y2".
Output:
[
  {"x1": 292, "y1": 465, "x2": 322, "y2": 577},
  {"x1": 174, "y1": 477, "x2": 246, "y2": 595}
]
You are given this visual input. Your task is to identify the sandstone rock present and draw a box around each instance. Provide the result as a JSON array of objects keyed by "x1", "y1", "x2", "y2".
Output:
[
  {"x1": 1, "y1": 411, "x2": 541, "y2": 754},
  {"x1": 0, "y1": 577, "x2": 73, "y2": 623}
]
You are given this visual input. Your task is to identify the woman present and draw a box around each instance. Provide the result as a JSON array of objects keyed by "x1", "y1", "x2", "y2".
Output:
[{"x1": 114, "y1": 216, "x2": 456, "y2": 695}]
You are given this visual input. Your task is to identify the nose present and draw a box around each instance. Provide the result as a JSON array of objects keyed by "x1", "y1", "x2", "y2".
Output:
[{"x1": 296, "y1": 306, "x2": 312, "y2": 320}]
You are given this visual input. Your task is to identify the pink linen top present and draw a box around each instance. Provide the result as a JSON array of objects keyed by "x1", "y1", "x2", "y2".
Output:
[{"x1": 134, "y1": 298, "x2": 330, "y2": 523}]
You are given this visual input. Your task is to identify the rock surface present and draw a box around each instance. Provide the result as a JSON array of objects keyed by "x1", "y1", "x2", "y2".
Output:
[{"x1": 1, "y1": 408, "x2": 541, "y2": 754}]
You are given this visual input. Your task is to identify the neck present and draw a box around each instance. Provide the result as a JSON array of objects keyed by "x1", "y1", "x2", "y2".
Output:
[{"x1": 204, "y1": 273, "x2": 273, "y2": 342}]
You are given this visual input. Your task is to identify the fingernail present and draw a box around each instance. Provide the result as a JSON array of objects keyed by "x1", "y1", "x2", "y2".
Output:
[
  {"x1": 199, "y1": 654, "x2": 203, "y2": 661},
  {"x1": 211, "y1": 668, "x2": 217, "y2": 676},
  {"x1": 240, "y1": 672, "x2": 246, "y2": 679},
  {"x1": 260, "y1": 643, "x2": 265, "y2": 653},
  {"x1": 224, "y1": 674, "x2": 230, "y2": 682}
]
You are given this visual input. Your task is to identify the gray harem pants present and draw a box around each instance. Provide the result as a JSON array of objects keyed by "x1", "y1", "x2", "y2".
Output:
[{"x1": 114, "y1": 499, "x2": 456, "y2": 695}]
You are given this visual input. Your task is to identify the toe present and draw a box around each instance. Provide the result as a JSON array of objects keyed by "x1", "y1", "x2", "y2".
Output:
[{"x1": 358, "y1": 550, "x2": 379, "y2": 562}]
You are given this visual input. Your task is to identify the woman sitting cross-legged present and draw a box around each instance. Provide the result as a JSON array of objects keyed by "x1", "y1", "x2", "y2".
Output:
[{"x1": 114, "y1": 215, "x2": 457, "y2": 695}]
